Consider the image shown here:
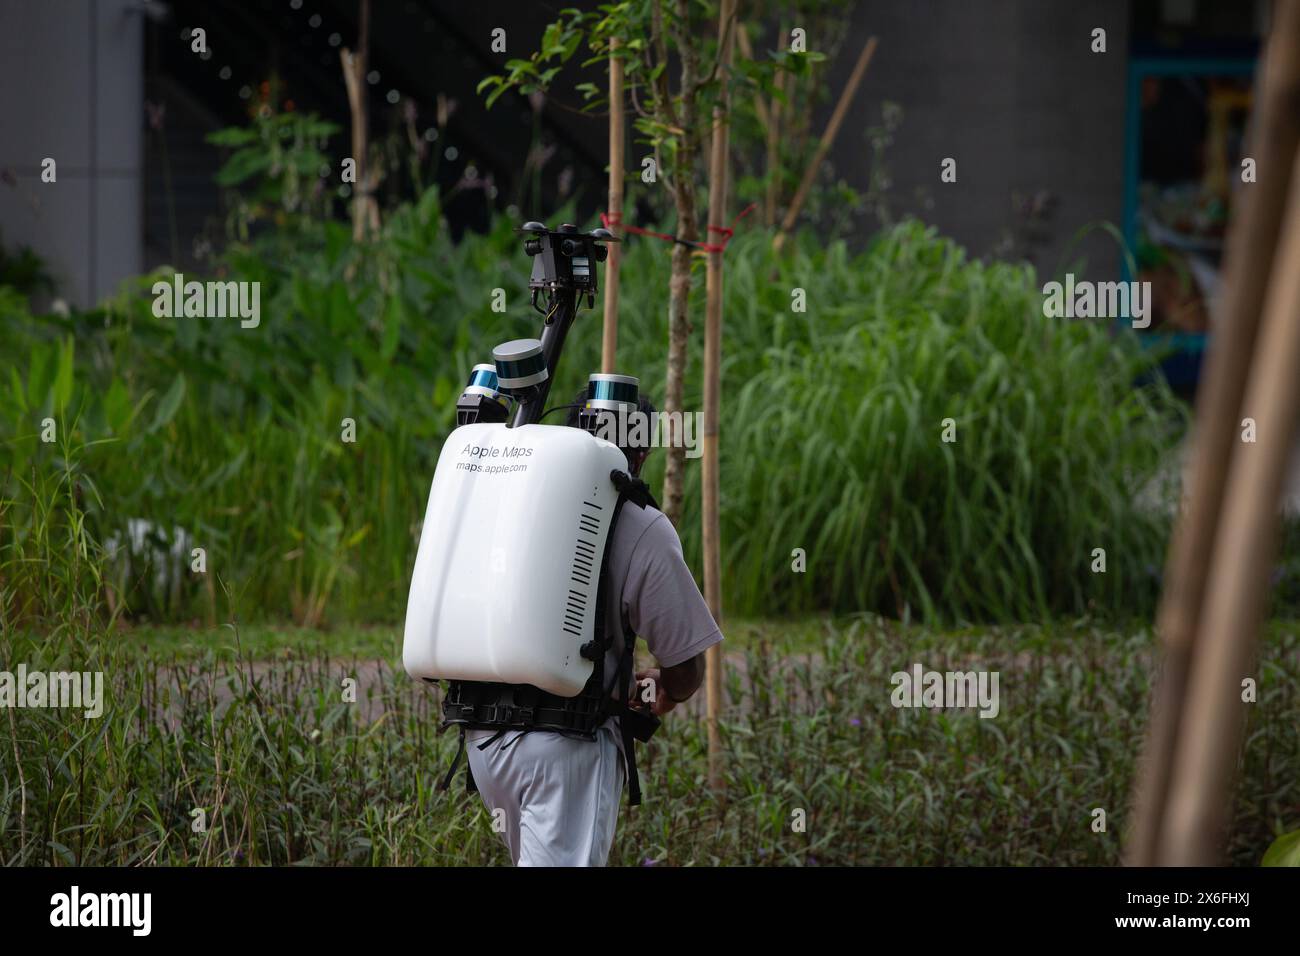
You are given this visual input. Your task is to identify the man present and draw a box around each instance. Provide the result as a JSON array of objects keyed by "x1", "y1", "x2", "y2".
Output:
[{"x1": 465, "y1": 391, "x2": 723, "y2": 866}]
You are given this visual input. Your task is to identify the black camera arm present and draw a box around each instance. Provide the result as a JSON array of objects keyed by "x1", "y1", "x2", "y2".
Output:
[{"x1": 509, "y1": 222, "x2": 617, "y2": 428}]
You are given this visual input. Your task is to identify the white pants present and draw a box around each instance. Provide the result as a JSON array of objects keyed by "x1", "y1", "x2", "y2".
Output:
[{"x1": 466, "y1": 725, "x2": 625, "y2": 866}]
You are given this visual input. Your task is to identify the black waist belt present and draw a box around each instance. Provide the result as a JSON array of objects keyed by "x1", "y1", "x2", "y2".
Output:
[{"x1": 441, "y1": 680, "x2": 607, "y2": 738}]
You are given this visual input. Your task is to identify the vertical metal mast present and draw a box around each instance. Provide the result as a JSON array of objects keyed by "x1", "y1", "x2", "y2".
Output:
[{"x1": 509, "y1": 222, "x2": 617, "y2": 427}]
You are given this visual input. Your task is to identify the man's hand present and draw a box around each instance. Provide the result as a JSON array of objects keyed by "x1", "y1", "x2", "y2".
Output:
[
  {"x1": 633, "y1": 668, "x2": 676, "y2": 717},
  {"x1": 632, "y1": 653, "x2": 706, "y2": 717}
]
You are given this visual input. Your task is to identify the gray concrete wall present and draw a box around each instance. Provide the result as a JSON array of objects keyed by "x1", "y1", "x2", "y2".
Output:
[
  {"x1": 0, "y1": 0, "x2": 144, "y2": 307},
  {"x1": 823, "y1": 0, "x2": 1131, "y2": 277}
]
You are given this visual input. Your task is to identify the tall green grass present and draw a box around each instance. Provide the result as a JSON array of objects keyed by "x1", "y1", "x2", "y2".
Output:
[
  {"x1": 1, "y1": 388, "x2": 1289, "y2": 868},
  {"x1": 0, "y1": 196, "x2": 1183, "y2": 625},
  {"x1": 2, "y1": 616, "x2": 1294, "y2": 866},
  {"x1": 0, "y1": 396, "x2": 114, "y2": 641}
]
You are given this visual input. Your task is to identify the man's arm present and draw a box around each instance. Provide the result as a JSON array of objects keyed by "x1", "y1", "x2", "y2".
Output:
[
  {"x1": 663, "y1": 653, "x2": 705, "y2": 702},
  {"x1": 622, "y1": 510, "x2": 724, "y2": 717},
  {"x1": 635, "y1": 652, "x2": 705, "y2": 717}
]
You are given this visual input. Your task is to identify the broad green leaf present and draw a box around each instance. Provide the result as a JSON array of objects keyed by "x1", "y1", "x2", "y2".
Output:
[
  {"x1": 215, "y1": 149, "x2": 273, "y2": 187},
  {"x1": 206, "y1": 126, "x2": 258, "y2": 146},
  {"x1": 1262, "y1": 829, "x2": 1300, "y2": 866},
  {"x1": 380, "y1": 296, "x2": 404, "y2": 361},
  {"x1": 9, "y1": 364, "x2": 26, "y2": 413},
  {"x1": 53, "y1": 337, "x2": 75, "y2": 410},
  {"x1": 103, "y1": 378, "x2": 133, "y2": 434},
  {"x1": 150, "y1": 373, "x2": 187, "y2": 432},
  {"x1": 26, "y1": 344, "x2": 51, "y2": 408}
]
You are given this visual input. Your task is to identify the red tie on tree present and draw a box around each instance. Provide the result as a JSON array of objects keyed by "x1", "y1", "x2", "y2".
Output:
[{"x1": 601, "y1": 203, "x2": 757, "y2": 253}]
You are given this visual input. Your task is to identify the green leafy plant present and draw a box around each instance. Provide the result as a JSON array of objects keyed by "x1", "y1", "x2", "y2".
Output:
[
  {"x1": 0, "y1": 234, "x2": 55, "y2": 297},
  {"x1": 207, "y1": 111, "x2": 341, "y2": 240},
  {"x1": 1, "y1": 203, "x2": 1187, "y2": 625}
]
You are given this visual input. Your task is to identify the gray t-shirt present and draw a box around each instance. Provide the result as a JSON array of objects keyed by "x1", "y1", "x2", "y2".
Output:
[
  {"x1": 599, "y1": 501, "x2": 723, "y2": 742},
  {"x1": 604, "y1": 501, "x2": 723, "y2": 673}
]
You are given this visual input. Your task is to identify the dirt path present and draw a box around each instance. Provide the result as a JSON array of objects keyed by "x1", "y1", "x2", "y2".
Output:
[{"x1": 141, "y1": 651, "x2": 793, "y2": 729}]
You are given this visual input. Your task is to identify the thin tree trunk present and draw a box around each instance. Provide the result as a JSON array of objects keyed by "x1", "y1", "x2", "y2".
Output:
[
  {"x1": 603, "y1": 39, "x2": 625, "y2": 373},
  {"x1": 764, "y1": 68, "x2": 786, "y2": 228},
  {"x1": 660, "y1": 0, "x2": 702, "y2": 527},
  {"x1": 702, "y1": 0, "x2": 736, "y2": 793},
  {"x1": 341, "y1": 0, "x2": 376, "y2": 242},
  {"x1": 1126, "y1": 0, "x2": 1300, "y2": 865},
  {"x1": 662, "y1": 210, "x2": 697, "y2": 527}
]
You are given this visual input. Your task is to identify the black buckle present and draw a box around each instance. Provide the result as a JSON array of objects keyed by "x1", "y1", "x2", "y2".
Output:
[{"x1": 609, "y1": 470, "x2": 656, "y2": 509}]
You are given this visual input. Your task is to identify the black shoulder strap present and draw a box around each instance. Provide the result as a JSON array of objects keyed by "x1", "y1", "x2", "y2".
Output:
[
  {"x1": 593, "y1": 471, "x2": 662, "y2": 806},
  {"x1": 593, "y1": 484, "x2": 645, "y2": 806},
  {"x1": 585, "y1": 491, "x2": 628, "y2": 668},
  {"x1": 616, "y1": 609, "x2": 644, "y2": 805}
]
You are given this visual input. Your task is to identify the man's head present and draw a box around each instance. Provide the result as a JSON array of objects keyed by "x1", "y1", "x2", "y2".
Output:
[{"x1": 565, "y1": 388, "x2": 657, "y2": 477}]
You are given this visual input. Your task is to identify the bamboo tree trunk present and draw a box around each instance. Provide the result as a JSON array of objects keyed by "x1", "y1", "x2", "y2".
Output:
[
  {"x1": 603, "y1": 39, "x2": 625, "y2": 373},
  {"x1": 1160, "y1": 141, "x2": 1300, "y2": 864},
  {"x1": 702, "y1": 0, "x2": 736, "y2": 793},
  {"x1": 1127, "y1": 0, "x2": 1300, "y2": 865},
  {"x1": 341, "y1": 0, "x2": 375, "y2": 242}
]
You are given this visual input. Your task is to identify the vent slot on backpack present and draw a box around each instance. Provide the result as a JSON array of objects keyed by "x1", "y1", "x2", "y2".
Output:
[{"x1": 563, "y1": 500, "x2": 604, "y2": 636}]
